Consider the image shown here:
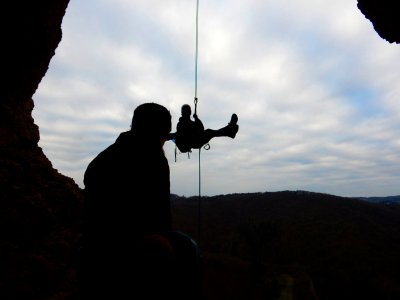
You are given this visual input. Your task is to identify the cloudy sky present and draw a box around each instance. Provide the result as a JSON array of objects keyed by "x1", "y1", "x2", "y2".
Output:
[{"x1": 33, "y1": 0, "x2": 400, "y2": 197}]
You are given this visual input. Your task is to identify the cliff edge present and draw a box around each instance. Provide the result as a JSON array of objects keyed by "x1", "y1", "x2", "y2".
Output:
[{"x1": 358, "y1": 0, "x2": 400, "y2": 43}]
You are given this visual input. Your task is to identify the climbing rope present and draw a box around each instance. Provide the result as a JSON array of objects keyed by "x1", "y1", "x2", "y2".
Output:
[
  {"x1": 194, "y1": 0, "x2": 199, "y2": 102},
  {"x1": 198, "y1": 147, "x2": 201, "y2": 246},
  {"x1": 195, "y1": 0, "x2": 201, "y2": 247}
]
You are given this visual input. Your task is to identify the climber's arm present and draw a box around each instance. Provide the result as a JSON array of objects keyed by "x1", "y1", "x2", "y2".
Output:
[{"x1": 193, "y1": 114, "x2": 204, "y2": 132}]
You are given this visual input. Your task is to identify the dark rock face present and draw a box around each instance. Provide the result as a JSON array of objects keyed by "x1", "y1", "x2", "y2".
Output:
[
  {"x1": 358, "y1": 0, "x2": 400, "y2": 43},
  {"x1": 1, "y1": 1, "x2": 83, "y2": 299}
]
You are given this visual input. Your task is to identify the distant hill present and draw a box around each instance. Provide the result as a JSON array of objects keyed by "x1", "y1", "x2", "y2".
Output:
[
  {"x1": 171, "y1": 190, "x2": 400, "y2": 300},
  {"x1": 170, "y1": 193, "x2": 187, "y2": 203},
  {"x1": 352, "y1": 195, "x2": 400, "y2": 204}
]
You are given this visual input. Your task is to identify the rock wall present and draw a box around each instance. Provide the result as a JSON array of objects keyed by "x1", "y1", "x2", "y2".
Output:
[
  {"x1": 1, "y1": 1, "x2": 83, "y2": 299},
  {"x1": 358, "y1": 0, "x2": 400, "y2": 43}
]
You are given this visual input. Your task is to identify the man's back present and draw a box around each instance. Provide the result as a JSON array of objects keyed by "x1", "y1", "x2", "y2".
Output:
[
  {"x1": 81, "y1": 130, "x2": 171, "y2": 297},
  {"x1": 84, "y1": 130, "x2": 171, "y2": 246}
]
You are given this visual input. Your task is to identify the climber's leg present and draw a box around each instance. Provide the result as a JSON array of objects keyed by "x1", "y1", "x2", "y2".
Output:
[{"x1": 197, "y1": 114, "x2": 239, "y2": 145}]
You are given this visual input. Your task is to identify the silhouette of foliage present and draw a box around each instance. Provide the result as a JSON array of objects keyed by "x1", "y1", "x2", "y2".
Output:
[{"x1": 172, "y1": 191, "x2": 400, "y2": 300}]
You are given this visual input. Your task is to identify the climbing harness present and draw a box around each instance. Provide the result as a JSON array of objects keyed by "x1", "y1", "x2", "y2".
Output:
[{"x1": 174, "y1": 140, "x2": 190, "y2": 162}]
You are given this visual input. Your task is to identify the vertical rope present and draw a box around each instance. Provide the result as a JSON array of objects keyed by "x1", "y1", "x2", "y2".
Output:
[
  {"x1": 195, "y1": 0, "x2": 199, "y2": 100},
  {"x1": 195, "y1": 0, "x2": 201, "y2": 247},
  {"x1": 195, "y1": 1, "x2": 202, "y2": 296},
  {"x1": 198, "y1": 148, "x2": 201, "y2": 246}
]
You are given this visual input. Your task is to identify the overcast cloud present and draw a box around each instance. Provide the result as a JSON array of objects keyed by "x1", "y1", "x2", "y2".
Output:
[{"x1": 33, "y1": 0, "x2": 400, "y2": 197}]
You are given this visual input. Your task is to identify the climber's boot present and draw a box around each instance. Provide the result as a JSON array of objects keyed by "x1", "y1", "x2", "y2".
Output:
[{"x1": 216, "y1": 114, "x2": 239, "y2": 139}]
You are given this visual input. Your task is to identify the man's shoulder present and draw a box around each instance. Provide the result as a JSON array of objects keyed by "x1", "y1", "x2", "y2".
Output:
[
  {"x1": 84, "y1": 131, "x2": 136, "y2": 185},
  {"x1": 95, "y1": 131, "x2": 134, "y2": 158}
]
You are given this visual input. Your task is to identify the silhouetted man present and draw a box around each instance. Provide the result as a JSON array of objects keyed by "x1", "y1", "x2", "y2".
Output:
[
  {"x1": 171, "y1": 104, "x2": 239, "y2": 153},
  {"x1": 81, "y1": 103, "x2": 173, "y2": 298}
]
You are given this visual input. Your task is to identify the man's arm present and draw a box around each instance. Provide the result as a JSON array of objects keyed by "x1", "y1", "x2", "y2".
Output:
[{"x1": 193, "y1": 114, "x2": 204, "y2": 132}]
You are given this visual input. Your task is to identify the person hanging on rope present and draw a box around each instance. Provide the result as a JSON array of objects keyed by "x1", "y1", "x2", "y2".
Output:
[{"x1": 170, "y1": 103, "x2": 239, "y2": 153}]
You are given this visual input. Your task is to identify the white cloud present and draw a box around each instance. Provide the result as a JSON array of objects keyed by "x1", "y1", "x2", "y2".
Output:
[{"x1": 33, "y1": 0, "x2": 400, "y2": 197}]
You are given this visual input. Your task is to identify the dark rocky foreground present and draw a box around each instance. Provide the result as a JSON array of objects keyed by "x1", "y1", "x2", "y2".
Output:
[
  {"x1": 1, "y1": 1, "x2": 83, "y2": 299},
  {"x1": 1, "y1": 1, "x2": 399, "y2": 299}
]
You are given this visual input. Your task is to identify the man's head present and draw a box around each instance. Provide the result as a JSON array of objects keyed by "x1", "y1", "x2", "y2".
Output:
[
  {"x1": 181, "y1": 104, "x2": 191, "y2": 117},
  {"x1": 131, "y1": 103, "x2": 171, "y2": 139}
]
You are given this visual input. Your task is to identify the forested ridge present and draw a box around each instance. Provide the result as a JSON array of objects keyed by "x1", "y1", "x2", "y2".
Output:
[
  {"x1": 352, "y1": 195, "x2": 400, "y2": 204},
  {"x1": 172, "y1": 191, "x2": 400, "y2": 300}
]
